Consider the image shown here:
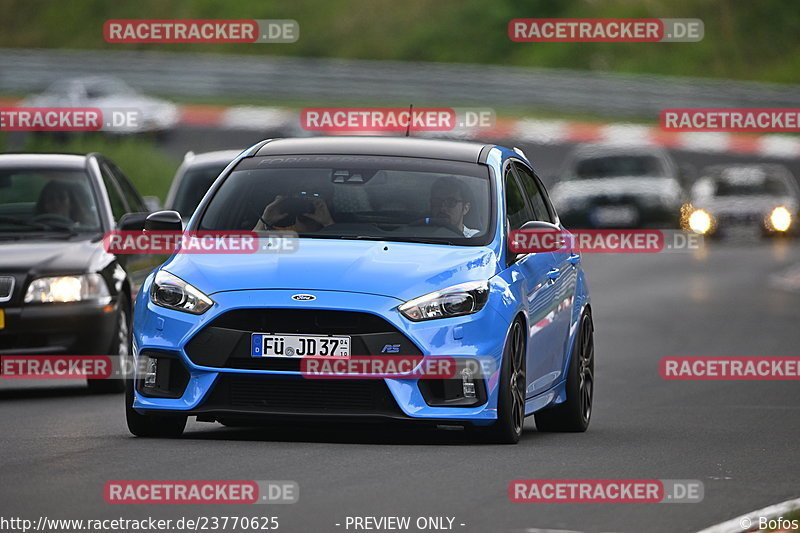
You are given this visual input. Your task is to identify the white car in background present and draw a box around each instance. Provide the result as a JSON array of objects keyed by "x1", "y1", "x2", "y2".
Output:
[
  {"x1": 685, "y1": 164, "x2": 800, "y2": 238},
  {"x1": 21, "y1": 76, "x2": 179, "y2": 134},
  {"x1": 550, "y1": 144, "x2": 686, "y2": 229}
]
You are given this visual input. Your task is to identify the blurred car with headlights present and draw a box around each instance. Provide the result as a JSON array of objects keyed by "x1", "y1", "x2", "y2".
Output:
[
  {"x1": 164, "y1": 150, "x2": 242, "y2": 221},
  {"x1": 0, "y1": 153, "x2": 158, "y2": 392},
  {"x1": 20, "y1": 76, "x2": 179, "y2": 134},
  {"x1": 549, "y1": 144, "x2": 685, "y2": 229},
  {"x1": 684, "y1": 164, "x2": 799, "y2": 238}
]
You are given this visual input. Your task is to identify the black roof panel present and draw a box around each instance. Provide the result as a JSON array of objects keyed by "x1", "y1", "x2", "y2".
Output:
[{"x1": 254, "y1": 136, "x2": 490, "y2": 163}]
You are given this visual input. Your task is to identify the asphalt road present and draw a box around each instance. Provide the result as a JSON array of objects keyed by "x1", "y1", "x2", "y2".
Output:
[
  {"x1": 2, "y1": 130, "x2": 799, "y2": 533},
  {"x1": 1, "y1": 236, "x2": 798, "y2": 533}
]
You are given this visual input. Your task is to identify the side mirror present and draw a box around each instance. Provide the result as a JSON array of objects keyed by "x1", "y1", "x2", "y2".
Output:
[
  {"x1": 509, "y1": 220, "x2": 567, "y2": 261},
  {"x1": 144, "y1": 210, "x2": 183, "y2": 232},
  {"x1": 117, "y1": 212, "x2": 150, "y2": 231}
]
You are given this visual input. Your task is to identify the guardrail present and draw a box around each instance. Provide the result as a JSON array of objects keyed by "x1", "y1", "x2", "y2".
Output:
[{"x1": 1, "y1": 48, "x2": 799, "y2": 117}]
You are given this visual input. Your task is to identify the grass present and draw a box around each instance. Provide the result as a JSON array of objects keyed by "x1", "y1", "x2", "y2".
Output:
[
  {"x1": 20, "y1": 134, "x2": 180, "y2": 201},
  {"x1": 0, "y1": 0, "x2": 798, "y2": 84}
]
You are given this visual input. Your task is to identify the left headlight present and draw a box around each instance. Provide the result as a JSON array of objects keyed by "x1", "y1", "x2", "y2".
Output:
[
  {"x1": 24, "y1": 274, "x2": 111, "y2": 304},
  {"x1": 150, "y1": 270, "x2": 213, "y2": 314},
  {"x1": 398, "y1": 280, "x2": 489, "y2": 322}
]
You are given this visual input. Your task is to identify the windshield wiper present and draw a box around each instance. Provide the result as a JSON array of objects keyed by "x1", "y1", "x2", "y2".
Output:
[
  {"x1": 0, "y1": 216, "x2": 51, "y2": 231},
  {"x1": 0, "y1": 216, "x2": 78, "y2": 236}
]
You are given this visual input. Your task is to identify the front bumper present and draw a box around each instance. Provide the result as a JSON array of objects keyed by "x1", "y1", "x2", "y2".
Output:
[
  {"x1": 132, "y1": 287, "x2": 509, "y2": 423},
  {"x1": 0, "y1": 301, "x2": 118, "y2": 355}
]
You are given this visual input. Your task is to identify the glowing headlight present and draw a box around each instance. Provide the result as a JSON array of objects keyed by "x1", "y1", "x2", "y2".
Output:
[
  {"x1": 769, "y1": 206, "x2": 792, "y2": 232},
  {"x1": 688, "y1": 209, "x2": 713, "y2": 235},
  {"x1": 24, "y1": 274, "x2": 110, "y2": 304},
  {"x1": 398, "y1": 280, "x2": 489, "y2": 321},
  {"x1": 150, "y1": 270, "x2": 213, "y2": 314}
]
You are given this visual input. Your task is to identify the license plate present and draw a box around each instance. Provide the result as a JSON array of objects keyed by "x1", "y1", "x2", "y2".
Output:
[
  {"x1": 590, "y1": 206, "x2": 639, "y2": 227},
  {"x1": 251, "y1": 333, "x2": 351, "y2": 358}
]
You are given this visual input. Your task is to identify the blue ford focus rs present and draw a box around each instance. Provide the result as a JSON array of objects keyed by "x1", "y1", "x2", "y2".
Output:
[{"x1": 127, "y1": 137, "x2": 593, "y2": 443}]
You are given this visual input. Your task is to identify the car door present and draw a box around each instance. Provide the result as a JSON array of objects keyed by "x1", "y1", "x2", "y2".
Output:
[
  {"x1": 499, "y1": 161, "x2": 562, "y2": 399},
  {"x1": 97, "y1": 158, "x2": 160, "y2": 295},
  {"x1": 513, "y1": 161, "x2": 578, "y2": 389}
]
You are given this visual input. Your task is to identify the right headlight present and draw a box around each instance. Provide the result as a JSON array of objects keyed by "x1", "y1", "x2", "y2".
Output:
[
  {"x1": 398, "y1": 280, "x2": 489, "y2": 322},
  {"x1": 149, "y1": 270, "x2": 213, "y2": 314}
]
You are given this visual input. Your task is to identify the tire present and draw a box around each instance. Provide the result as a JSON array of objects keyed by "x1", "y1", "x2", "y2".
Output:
[
  {"x1": 535, "y1": 310, "x2": 594, "y2": 432},
  {"x1": 475, "y1": 318, "x2": 527, "y2": 444},
  {"x1": 125, "y1": 378, "x2": 187, "y2": 438},
  {"x1": 87, "y1": 296, "x2": 130, "y2": 394}
]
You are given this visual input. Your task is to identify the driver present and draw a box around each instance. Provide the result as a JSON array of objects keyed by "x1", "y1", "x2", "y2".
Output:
[
  {"x1": 254, "y1": 178, "x2": 334, "y2": 232},
  {"x1": 35, "y1": 181, "x2": 74, "y2": 222},
  {"x1": 430, "y1": 177, "x2": 479, "y2": 237}
]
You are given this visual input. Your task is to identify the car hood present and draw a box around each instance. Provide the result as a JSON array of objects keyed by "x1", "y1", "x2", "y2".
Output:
[
  {"x1": 552, "y1": 177, "x2": 682, "y2": 202},
  {"x1": 0, "y1": 237, "x2": 101, "y2": 275},
  {"x1": 696, "y1": 195, "x2": 799, "y2": 216},
  {"x1": 163, "y1": 239, "x2": 500, "y2": 302}
]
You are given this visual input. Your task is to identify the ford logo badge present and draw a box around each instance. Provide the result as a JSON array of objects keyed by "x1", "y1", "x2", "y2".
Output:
[{"x1": 291, "y1": 294, "x2": 316, "y2": 301}]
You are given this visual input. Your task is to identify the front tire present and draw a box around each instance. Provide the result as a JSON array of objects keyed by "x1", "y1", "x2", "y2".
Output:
[
  {"x1": 535, "y1": 310, "x2": 594, "y2": 432},
  {"x1": 125, "y1": 378, "x2": 187, "y2": 437},
  {"x1": 476, "y1": 319, "x2": 526, "y2": 444},
  {"x1": 87, "y1": 297, "x2": 130, "y2": 394}
]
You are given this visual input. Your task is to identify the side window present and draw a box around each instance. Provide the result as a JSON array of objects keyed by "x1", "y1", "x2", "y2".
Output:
[
  {"x1": 513, "y1": 163, "x2": 554, "y2": 223},
  {"x1": 98, "y1": 161, "x2": 128, "y2": 222},
  {"x1": 504, "y1": 167, "x2": 532, "y2": 231},
  {"x1": 108, "y1": 161, "x2": 146, "y2": 212}
]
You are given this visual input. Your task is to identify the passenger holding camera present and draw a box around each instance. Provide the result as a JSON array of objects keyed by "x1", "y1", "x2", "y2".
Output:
[{"x1": 254, "y1": 190, "x2": 334, "y2": 232}]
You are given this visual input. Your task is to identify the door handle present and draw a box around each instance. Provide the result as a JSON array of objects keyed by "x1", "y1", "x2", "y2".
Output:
[
  {"x1": 546, "y1": 268, "x2": 561, "y2": 283},
  {"x1": 567, "y1": 253, "x2": 581, "y2": 265}
]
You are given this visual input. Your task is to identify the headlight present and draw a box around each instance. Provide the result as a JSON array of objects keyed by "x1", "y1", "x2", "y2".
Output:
[
  {"x1": 398, "y1": 280, "x2": 489, "y2": 321},
  {"x1": 150, "y1": 270, "x2": 213, "y2": 314},
  {"x1": 769, "y1": 206, "x2": 792, "y2": 232},
  {"x1": 24, "y1": 274, "x2": 110, "y2": 304},
  {"x1": 688, "y1": 209, "x2": 713, "y2": 235}
]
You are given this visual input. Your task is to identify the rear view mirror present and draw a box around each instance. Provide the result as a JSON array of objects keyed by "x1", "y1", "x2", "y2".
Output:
[{"x1": 144, "y1": 210, "x2": 183, "y2": 232}]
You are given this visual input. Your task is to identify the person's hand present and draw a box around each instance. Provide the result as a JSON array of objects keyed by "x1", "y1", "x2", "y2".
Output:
[
  {"x1": 300, "y1": 196, "x2": 334, "y2": 227},
  {"x1": 259, "y1": 195, "x2": 289, "y2": 227}
]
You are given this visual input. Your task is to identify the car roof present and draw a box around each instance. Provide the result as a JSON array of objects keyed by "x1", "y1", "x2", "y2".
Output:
[
  {"x1": 0, "y1": 153, "x2": 88, "y2": 168},
  {"x1": 183, "y1": 149, "x2": 243, "y2": 167},
  {"x1": 253, "y1": 136, "x2": 491, "y2": 163}
]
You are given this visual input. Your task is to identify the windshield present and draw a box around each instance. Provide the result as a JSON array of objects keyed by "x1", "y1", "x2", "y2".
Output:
[
  {"x1": 172, "y1": 164, "x2": 227, "y2": 218},
  {"x1": 198, "y1": 155, "x2": 493, "y2": 245},
  {"x1": 571, "y1": 155, "x2": 666, "y2": 179},
  {"x1": 712, "y1": 168, "x2": 791, "y2": 197},
  {"x1": 0, "y1": 167, "x2": 101, "y2": 235}
]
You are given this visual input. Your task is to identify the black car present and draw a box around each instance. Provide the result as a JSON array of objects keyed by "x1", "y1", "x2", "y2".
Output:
[
  {"x1": 0, "y1": 153, "x2": 158, "y2": 392},
  {"x1": 549, "y1": 144, "x2": 687, "y2": 229}
]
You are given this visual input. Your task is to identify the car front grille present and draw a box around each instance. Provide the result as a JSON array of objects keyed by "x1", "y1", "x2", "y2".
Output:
[
  {"x1": 0, "y1": 276, "x2": 15, "y2": 302},
  {"x1": 184, "y1": 309, "x2": 421, "y2": 371},
  {"x1": 202, "y1": 373, "x2": 404, "y2": 415}
]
